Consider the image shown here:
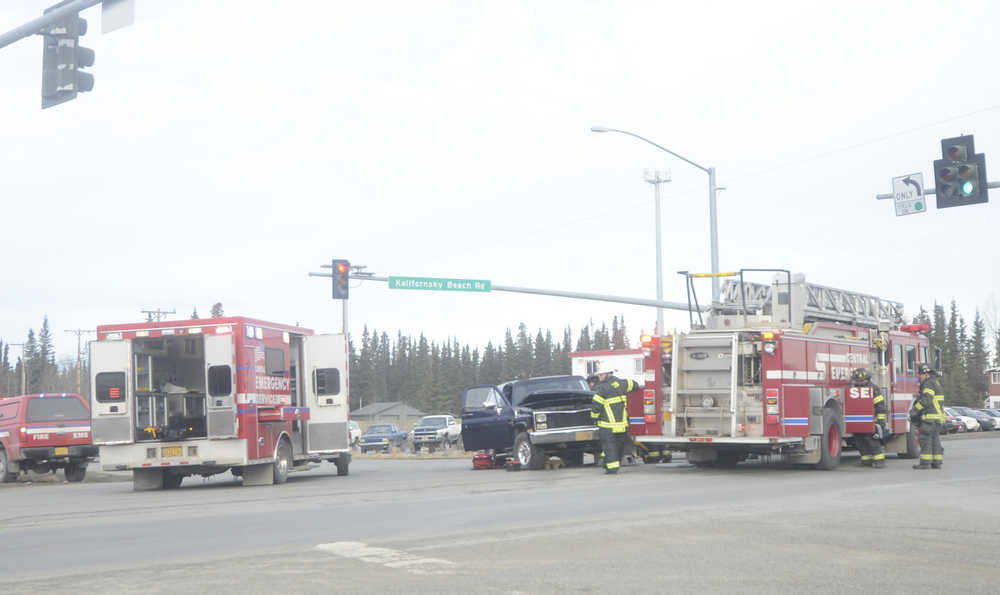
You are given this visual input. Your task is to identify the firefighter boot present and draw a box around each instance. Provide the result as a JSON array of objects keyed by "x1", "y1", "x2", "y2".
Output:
[
  {"x1": 931, "y1": 462, "x2": 942, "y2": 469},
  {"x1": 912, "y1": 462, "x2": 931, "y2": 470},
  {"x1": 872, "y1": 459, "x2": 886, "y2": 469}
]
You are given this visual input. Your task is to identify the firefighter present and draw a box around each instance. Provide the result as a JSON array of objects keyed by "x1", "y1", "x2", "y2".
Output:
[
  {"x1": 850, "y1": 368, "x2": 887, "y2": 468},
  {"x1": 911, "y1": 363, "x2": 945, "y2": 469},
  {"x1": 589, "y1": 366, "x2": 638, "y2": 475}
]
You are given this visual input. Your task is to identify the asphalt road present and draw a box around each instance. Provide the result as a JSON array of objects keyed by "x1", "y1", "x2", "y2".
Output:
[{"x1": 3, "y1": 434, "x2": 999, "y2": 594}]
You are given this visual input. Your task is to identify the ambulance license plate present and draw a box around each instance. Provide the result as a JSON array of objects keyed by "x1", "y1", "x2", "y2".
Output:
[
  {"x1": 161, "y1": 447, "x2": 182, "y2": 458},
  {"x1": 54, "y1": 447, "x2": 69, "y2": 456}
]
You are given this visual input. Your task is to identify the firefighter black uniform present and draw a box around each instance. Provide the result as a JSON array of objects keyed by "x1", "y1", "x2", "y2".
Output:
[
  {"x1": 911, "y1": 363, "x2": 945, "y2": 470},
  {"x1": 850, "y1": 368, "x2": 888, "y2": 468},
  {"x1": 590, "y1": 373, "x2": 637, "y2": 475}
]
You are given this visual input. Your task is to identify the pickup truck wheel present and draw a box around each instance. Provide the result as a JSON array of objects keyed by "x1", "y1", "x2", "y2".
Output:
[
  {"x1": 0, "y1": 449, "x2": 17, "y2": 483},
  {"x1": 428, "y1": 444, "x2": 436, "y2": 454},
  {"x1": 514, "y1": 432, "x2": 544, "y2": 470},
  {"x1": 413, "y1": 444, "x2": 421, "y2": 453},
  {"x1": 64, "y1": 462, "x2": 87, "y2": 482}
]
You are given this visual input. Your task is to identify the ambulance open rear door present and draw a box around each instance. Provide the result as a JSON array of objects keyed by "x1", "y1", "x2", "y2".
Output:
[
  {"x1": 303, "y1": 333, "x2": 349, "y2": 453},
  {"x1": 90, "y1": 339, "x2": 134, "y2": 445}
]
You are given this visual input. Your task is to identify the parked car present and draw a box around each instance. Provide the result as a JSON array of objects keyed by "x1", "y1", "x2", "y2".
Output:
[
  {"x1": 0, "y1": 393, "x2": 97, "y2": 483},
  {"x1": 348, "y1": 420, "x2": 362, "y2": 448},
  {"x1": 359, "y1": 423, "x2": 408, "y2": 453},
  {"x1": 977, "y1": 409, "x2": 1000, "y2": 430},
  {"x1": 945, "y1": 407, "x2": 980, "y2": 432},
  {"x1": 410, "y1": 415, "x2": 461, "y2": 453},
  {"x1": 952, "y1": 406, "x2": 995, "y2": 431},
  {"x1": 944, "y1": 414, "x2": 963, "y2": 434},
  {"x1": 461, "y1": 375, "x2": 604, "y2": 470}
]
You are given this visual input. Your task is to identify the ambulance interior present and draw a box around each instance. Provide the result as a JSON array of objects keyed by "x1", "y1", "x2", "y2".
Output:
[{"x1": 133, "y1": 336, "x2": 208, "y2": 441}]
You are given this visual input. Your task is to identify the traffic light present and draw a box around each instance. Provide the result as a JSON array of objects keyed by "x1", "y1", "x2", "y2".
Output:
[
  {"x1": 41, "y1": 13, "x2": 94, "y2": 109},
  {"x1": 934, "y1": 135, "x2": 988, "y2": 209},
  {"x1": 331, "y1": 259, "x2": 350, "y2": 299}
]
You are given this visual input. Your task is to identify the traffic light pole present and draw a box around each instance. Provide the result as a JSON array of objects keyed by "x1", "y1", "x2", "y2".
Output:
[
  {"x1": 874, "y1": 180, "x2": 1000, "y2": 200},
  {"x1": 349, "y1": 275, "x2": 696, "y2": 312},
  {"x1": 0, "y1": 0, "x2": 99, "y2": 50}
]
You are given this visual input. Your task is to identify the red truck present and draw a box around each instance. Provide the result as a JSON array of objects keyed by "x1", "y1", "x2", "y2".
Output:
[
  {"x1": 0, "y1": 393, "x2": 97, "y2": 483},
  {"x1": 90, "y1": 316, "x2": 351, "y2": 490},
  {"x1": 633, "y1": 271, "x2": 934, "y2": 468}
]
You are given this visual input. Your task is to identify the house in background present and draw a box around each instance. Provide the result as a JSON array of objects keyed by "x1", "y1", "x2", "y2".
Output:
[
  {"x1": 350, "y1": 401, "x2": 425, "y2": 425},
  {"x1": 986, "y1": 368, "x2": 1000, "y2": 408}
]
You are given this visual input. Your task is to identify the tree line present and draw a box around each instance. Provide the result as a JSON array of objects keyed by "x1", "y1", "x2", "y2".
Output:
[
  {"x1": 347, "y1": 316, "x2": 632, "y2": 415},
  {"x1": 912, "y1": 301, "x2": 999, "y2": 407}
]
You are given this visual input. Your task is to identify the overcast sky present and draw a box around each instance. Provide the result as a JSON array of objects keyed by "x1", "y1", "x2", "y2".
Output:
[{"x1": 2, "y1": 1, "x2": 999, "y2": 363}]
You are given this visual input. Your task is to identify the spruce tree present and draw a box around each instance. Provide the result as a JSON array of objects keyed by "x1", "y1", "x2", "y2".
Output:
[
  {"x1": 515, "y1": 323, "x2": 532, "y2": 379},
  {"x1": 967, "y1": 311, "x2": 989, "y2": 405},
  {"x1": 575, "y1": 325, "x2": 592, "y2": 352},
  {"x1": 210, "y1": 302, "x2": 224, "y2": 318}
]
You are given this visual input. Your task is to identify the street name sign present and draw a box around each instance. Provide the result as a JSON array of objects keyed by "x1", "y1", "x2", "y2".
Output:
[
  {"x1": 388, "y1": 276, "x2": 491, "y2": 292},
  {"x1": 891, "y1": 173, "x2": 926, "y2": 216}
]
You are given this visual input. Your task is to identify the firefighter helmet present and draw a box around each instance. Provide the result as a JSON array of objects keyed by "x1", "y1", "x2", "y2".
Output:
[
  {"x1": 917, "y1": 363, "x2": 932, "y2": 375},
  {"x1": 850, "y1": 368, "x2": 871, "y2": 384}
]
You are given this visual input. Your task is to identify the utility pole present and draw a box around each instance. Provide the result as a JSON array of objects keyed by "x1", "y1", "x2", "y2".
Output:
[
  {"x1": 644, "y1": 169, "x2": 671, "y2": 334},
  {"x1": 9, "y1": 343, "x2": 25, "y2": 395},
  {"x1": 65, "y1": 329, "x2": 95, "y2": 393},
  {"x1": 141, "y1": 308, "x2": 175, "y2": 322}
]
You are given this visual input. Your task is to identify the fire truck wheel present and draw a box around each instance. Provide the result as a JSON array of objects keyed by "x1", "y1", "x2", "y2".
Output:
[
  {"x1": 716, "y1": 451, "x2": 744, "y2": 467},
  {"x1": 273, "y1": 439, "x2": 292, "y2": 484},
  {"x1": 64, "y1": 462, "x2": 87, "y2": 483},
  {"x1": 0, "y1": 449, "x2": 17, "y2": 483},
  {"x1": 817, "y1": 408, "x2": 843, "y2": 470},
  {"x1": 514, "y1": 432, "x2": 544, "y2": 470}
]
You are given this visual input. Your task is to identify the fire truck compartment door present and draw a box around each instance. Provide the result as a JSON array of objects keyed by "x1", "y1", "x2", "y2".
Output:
[
  {"x1": 303, "y1": 333, "x2": 349, "y2": 452},
  {"x1": 205, "y1": 334, "x2": 237, "y2": 439},
  {"x1": 90, "y1": 339, "x2": 134, "y2": 445}
]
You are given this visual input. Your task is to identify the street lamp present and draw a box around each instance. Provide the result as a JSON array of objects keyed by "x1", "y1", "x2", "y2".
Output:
[
  {"x1": 643, "y1": 169, "x2": 670, "y2": 335},
  {"x1": 591, "y1": 126, "x2": 724, "y2": 304}
]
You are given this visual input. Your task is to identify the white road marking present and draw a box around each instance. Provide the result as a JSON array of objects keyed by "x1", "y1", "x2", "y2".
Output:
[{"x1": 316, "y1": 541, "x2": 456, "y2": 575}]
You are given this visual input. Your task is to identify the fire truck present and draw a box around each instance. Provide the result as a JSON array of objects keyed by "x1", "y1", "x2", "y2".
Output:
[
  {"x1": 632, "y1": 270, "x2": 935, "y2": 469},
  {"x1": 90, "y1": 316, "x2": 351, "y2": 490}
]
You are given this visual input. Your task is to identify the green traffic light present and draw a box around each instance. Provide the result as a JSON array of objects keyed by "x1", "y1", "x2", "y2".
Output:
[{"x1": 961, "y1": 180, "x2": 975, "y2": 195}]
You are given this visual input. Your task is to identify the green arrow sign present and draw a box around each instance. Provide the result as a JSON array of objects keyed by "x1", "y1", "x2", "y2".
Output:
[{"x1": 389, "y1": 276, "x2": 491, "y2": 292}]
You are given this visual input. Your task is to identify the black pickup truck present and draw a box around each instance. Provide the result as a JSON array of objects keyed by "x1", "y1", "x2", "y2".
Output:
[{"x1": 460, "y1": 375, "x2": 599, "y2": 469}]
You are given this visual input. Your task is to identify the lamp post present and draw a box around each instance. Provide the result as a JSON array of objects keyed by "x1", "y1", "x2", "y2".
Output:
[
  {"x1": 644, "y1": 169, "x2": 670, "y2": 334},
  {"x1": 592, "y1": 126, "x2": 724, "y2": 304}
]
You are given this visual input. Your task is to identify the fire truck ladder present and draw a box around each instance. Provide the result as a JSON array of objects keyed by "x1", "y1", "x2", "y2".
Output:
[{"x1": 685, "y1": 269, "x2": 905, "y2": 329}]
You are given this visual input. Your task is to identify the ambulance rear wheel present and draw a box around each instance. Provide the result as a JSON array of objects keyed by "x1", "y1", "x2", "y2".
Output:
[
  {"x1": 816, "y1": 408, "x2": 842, "y2": 470},
  {"x1": 64, "y1": 462, "x2": 87, "y2": 482},
  {"x1": 163, "y1": 472, "x2": 183, "y2": 489},
  {"x1": 0, "y1": 449, "x2": 17, "y2": 483},
  {"x1": 335, "y1": 454, "x2": 350, "y2": 477},
  {"x1": 273, "y1": 439, "x2": 292, "y2": 484}
]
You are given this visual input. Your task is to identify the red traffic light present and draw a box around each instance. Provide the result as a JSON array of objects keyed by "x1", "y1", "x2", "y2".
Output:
[{"x1": 337, "y1": 263, "x2": 349, "y2": 274}]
